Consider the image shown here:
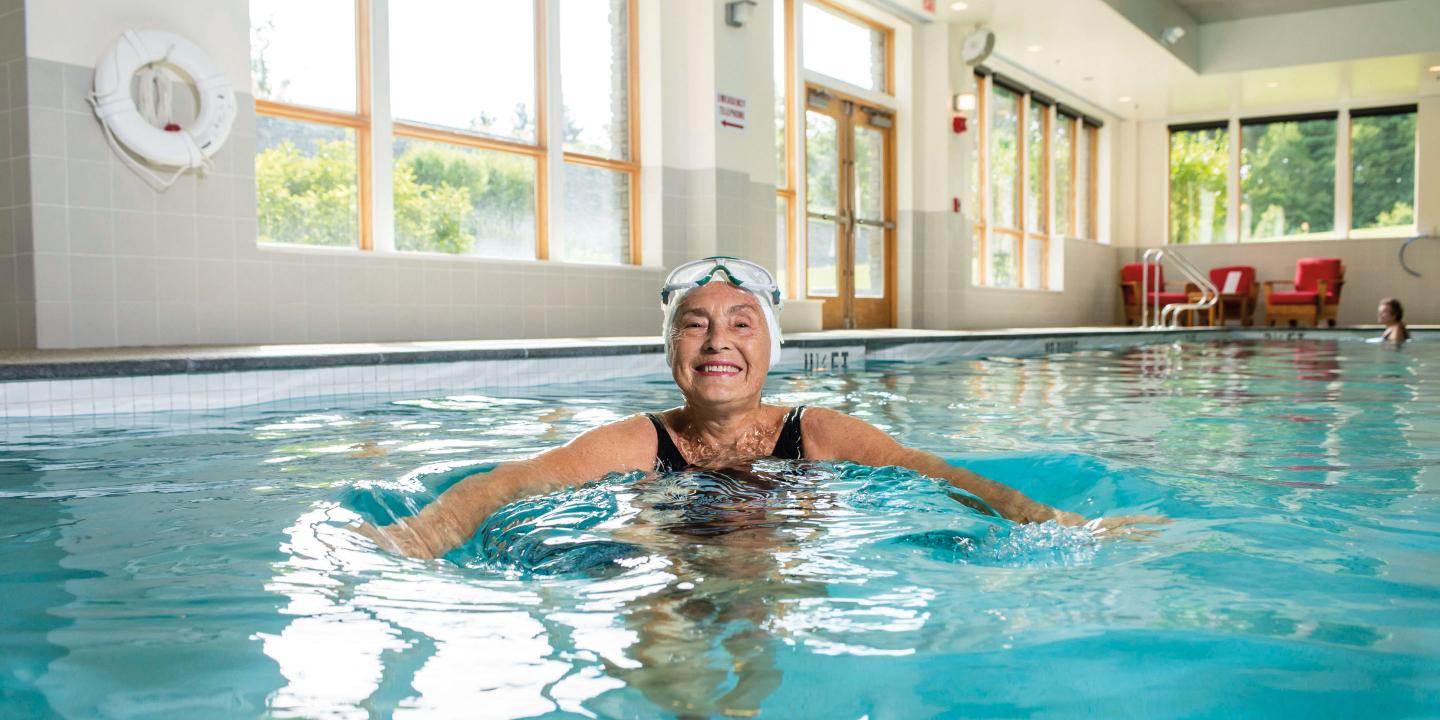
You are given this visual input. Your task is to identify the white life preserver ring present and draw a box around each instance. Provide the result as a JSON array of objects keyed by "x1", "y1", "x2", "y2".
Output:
[{"x1": 91, "y1": 29, "x2": 235, "y2": 170}]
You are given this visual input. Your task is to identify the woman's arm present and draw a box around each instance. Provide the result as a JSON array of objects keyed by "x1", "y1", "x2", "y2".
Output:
[
  {"x1": 353, "y1": 415, "x2": 655, "y2": 558},
  {"x1": 802, "y1": 408, "x2": 1159, "y2": 528}
]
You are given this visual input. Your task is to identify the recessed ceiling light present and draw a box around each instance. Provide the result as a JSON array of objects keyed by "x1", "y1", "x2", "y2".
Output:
[
  {"x1": 1026, "y1": 44, "x2": 1043, "y2": 52},
  {"x1": 1266, "y1": 81, "x2": 1280, "y2": 88},
  {"x1": 950, "y1": 1, "x2": 969, "y2": 10},
  {"x1": 1429, "y1": 64, "x2": 1440, "y2": 72},
  {"x1": 1117, "y1": 96, "x2": 1132, "y2": 103}
]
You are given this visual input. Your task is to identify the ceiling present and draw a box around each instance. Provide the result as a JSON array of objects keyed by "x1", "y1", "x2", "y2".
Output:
[
  {"x1": 941, "y1": 0, "x2": 1440, "y2": 121},
  {"x1": 1174, "y1": 0, "x2": 1395, "y2": 23}
]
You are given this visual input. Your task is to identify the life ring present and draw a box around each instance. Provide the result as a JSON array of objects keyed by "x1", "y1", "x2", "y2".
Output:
[{"x1": 91, "y1": 29, "x2": 235, "y2": 169}]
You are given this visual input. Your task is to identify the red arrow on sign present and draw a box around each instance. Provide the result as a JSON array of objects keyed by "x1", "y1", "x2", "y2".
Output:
[{"x1": 721, "y1": 120, "x2": 743, "y2": 129}]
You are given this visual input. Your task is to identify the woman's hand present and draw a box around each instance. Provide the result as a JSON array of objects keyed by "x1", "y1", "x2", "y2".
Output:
[{"x1": 349, "y1": 518, "x2": 448, "y2": 559}]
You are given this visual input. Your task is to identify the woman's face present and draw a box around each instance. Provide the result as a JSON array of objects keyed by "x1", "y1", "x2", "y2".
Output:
[
  {"x1": 1378, "y1": 303, "x2": 1396, "y2": 324},
  {"x1": 670, "y1": 282, "x2": 771, "y2": 410}
]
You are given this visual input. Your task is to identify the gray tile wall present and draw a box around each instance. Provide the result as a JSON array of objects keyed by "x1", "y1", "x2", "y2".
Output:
[
  {"x1": 21, "y1": 58, "x2": 666, "y2": 349},
  {"x1": 0, "y1": 0, "x2": 32, "y2": 348},
  {"x1": 659, "y1": 166, "x2": 781, "y2": 280}
]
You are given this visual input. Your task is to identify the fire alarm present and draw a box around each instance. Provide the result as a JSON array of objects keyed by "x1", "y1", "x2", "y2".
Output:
[{"x1": 952, "y1": 116, "x2": 968, "y2": 133}]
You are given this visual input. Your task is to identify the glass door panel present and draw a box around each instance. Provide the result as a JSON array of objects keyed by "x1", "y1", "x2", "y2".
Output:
[
  {"x1": 806, "y1": 112, "x2": 839, "y2": 215},
  {"x1": 854, "y1": 224, "x2": 884, "y2": 298},
  {"x1": 806, "y1": 218, "x2": 839, "y2": 296}
]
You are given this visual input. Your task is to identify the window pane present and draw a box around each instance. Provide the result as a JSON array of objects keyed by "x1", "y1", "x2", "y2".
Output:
[
  {"x1": 1053, "y1": 116, "x2": 1073, "y2": 237},
  {"x1": 1351, "y1": 111, "x2": 1415, "y2": 230},
  {"x1": 807, "y1": 219, "x2": 838, "y2": 296},
  {"x1": 802, "y1": 2, "x2": 885, "y2": 92},
  {"x1": 806, "y1": 111, "x2": 838, "y2": 215},
  {"x1": 560, "y1": 0, "x2": 630, "y2": 159},
  {"x1": 855, "y1": 224, "x2": 884, "y2": 298},
  {"x1": 1168, "y1": 126, "x2": 1229, "y2": 244},
  {"x1": 1076, "y1": 126, "x2": 1092, "y2": 239},
  {"x1": 250, "y1": 0, "x2": 356, "y2": 112},
  {"x1": 1024, "y1": 236, "x2": 1043, "y2": 289},
  {"x1": 775, "y1": 0, "x2": 788, "y2": 187},
  {"x1": 854, "y1": 124, "x2": 884, "y2": 220},
  {"x1": 1241, "y1": 117, "x2": 1336, "y2": 240},
  {"x1": 256, "y1": 116, "x2": 358, "y2": 247},
  {"x1": 392, "y1": 138, "x2": 537, "y2": 258},
  {"x1": 987, "y1": 233, "x2": 1018, "y2": 289},
  {"x1": 391, "y1": 1, "x2": 536, "y2": 143},
  {"x1": 561, "y1": 163, "x2": 631, "y2": 264},
  {"x1": 1025, "y1": 99, "x2": 1046, "y2": 234},
  {"x1": 988, "y1": 85, "x2": 1020, "y2": 229}
]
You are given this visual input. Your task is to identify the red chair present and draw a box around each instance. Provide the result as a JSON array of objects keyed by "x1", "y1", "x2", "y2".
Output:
[
  {"x1": 1263, "y1": 258, "x2": 1344, "y2": 327},
  {"x1": 1203, "y1": 265, "x2": 1257, "y2": 326},
  {"x1": 1119, "y1": 263, "x2": 1188, "y2": 326}
]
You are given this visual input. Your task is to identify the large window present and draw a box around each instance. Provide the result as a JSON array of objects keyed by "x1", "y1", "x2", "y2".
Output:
[
  {"x1": 1168, "y1": 122, "x2": 1229, "y2": 245},
  {"x1": 251, "y1": 0, "x2": 640, "y2": 264},
  {"x1": 1351, "y1": 105, "x2": 1416, "y2": 233},
  {"x1": 802, "y1": 1, "x2": 888, "y2": 93},
  {"x1": 971, "y1": 71, "x2": 1098, "y2": 289},
  {"x1": 1241, "y1": 113, "x2": 1336, "y2": 241},
  {"x1": 1169, "y1": 105, "x2": 1412, "y2": 244}
]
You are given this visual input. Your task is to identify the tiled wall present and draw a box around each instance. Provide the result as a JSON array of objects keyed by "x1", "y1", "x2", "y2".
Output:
[
  {"x1": 17, "y1": 58, "x2": 667, "y2": 349},
  {"x1": 908, "y1": 208, "x2": 1123, "y2": 330},
  {"x1": 0, "y1": 0, "x2": 33, "y2": 349},
  {"x1": 660, "y1": 166, "x2": 780, "y2": 276}
]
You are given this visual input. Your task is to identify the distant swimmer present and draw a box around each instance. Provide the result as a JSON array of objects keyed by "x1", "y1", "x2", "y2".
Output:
[{"x1": 1379, "y1": 297, "x2": 1410, "y2": 343}]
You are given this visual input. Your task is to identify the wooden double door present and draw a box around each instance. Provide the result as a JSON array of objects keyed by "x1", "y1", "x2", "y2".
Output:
[{"x1": 804, "y1": 85, "x2": 896, "y2": 330}]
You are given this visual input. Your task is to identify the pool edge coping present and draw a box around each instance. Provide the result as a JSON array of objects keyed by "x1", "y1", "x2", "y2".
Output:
[{"x1": 1, "y1": 325, "x2": 1432, "y2": 381}]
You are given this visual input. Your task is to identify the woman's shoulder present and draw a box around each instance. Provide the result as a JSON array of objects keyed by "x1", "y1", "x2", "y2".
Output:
[{"x1": 795, "y1": 406, "x2": 894, "y2": 459}]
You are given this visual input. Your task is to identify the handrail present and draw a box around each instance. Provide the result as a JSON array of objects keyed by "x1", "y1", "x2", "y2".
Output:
[
  {"x1": 1139, "y1": 248, "x2": 1217, "y2": 329},
  {"x1": 1399, "y1": 234, "x2": 1436, "y2": 278},
  {"x1": 1141, "y1": 248, "x2": 1162, "y2": 328},
  {"x1": 1160, "y1": 250, "x2": 1217, "y2": 328}
]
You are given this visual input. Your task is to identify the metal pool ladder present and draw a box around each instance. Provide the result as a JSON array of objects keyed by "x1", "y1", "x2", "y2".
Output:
[{"x1": 1141, "y1": 248, "x2": 1218, "y2": 329}]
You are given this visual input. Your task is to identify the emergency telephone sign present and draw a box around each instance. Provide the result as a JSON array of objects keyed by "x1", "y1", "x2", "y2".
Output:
[{"x1": 717, "y1": 93, "x2": 747, "y2": 131}]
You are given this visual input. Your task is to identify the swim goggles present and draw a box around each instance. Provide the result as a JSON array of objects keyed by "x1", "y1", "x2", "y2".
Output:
[{"x1": 660, "y1": 256, "x2": 783, "y2": 308}]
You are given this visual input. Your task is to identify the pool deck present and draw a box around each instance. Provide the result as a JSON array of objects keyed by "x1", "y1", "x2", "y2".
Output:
[{"x1": 0, "y1": 325, "x2": 1430, "y2": 381}]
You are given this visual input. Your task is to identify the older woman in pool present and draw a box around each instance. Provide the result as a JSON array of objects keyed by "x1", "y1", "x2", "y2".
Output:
[{"x1": 357, "y1": 256, "x2": 1162, "y2": 558}]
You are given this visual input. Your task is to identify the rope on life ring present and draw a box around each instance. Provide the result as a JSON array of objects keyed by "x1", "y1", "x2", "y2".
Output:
[{"x1": 89, "y1": 29, "x2": 236, "y2": 191}]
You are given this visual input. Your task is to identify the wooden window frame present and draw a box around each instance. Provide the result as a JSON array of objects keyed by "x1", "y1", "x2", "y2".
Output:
[
  {"x1": 973, "y1": 72, "x2": 987, "y2": 286},
  {"x1": 255, "y1": 0, "x2": 642, "y2": 264},
  {"x1": 254, "y1": 0, "x2": 374, "y2": 250},
  {"x1": 777, "y1": 0, "x2": 797, "y2": 296}
]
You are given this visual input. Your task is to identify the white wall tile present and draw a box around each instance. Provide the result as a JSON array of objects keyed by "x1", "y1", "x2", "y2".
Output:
[{"x1": 70, "y1": 302, "x2": 117, "y2": 347}]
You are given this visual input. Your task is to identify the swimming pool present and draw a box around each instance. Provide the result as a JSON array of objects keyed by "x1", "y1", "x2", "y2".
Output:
[{"x1": 2, "y1": 338, "x2": 1437, "y2": 718}]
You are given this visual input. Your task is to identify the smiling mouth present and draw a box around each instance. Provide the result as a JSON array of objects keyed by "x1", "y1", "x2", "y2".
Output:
[{"x1": 696, "y1": 363, "x2": 742, "y2": 376}]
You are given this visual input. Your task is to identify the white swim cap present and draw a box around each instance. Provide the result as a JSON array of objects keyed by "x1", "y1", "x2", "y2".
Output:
[{"x1": 661, "y1": 264, "x2": 783, "y2": 372}]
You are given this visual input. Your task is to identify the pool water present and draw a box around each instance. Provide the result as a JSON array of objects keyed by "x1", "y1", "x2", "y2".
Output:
[{"x1": 2, "y1": 339, "x2": 1438, "y2": 718}]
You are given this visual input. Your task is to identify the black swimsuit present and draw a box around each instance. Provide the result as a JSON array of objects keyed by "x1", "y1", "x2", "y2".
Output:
[{"x1": 645, "y1": 406, "x2": 806, "y2": 472}]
